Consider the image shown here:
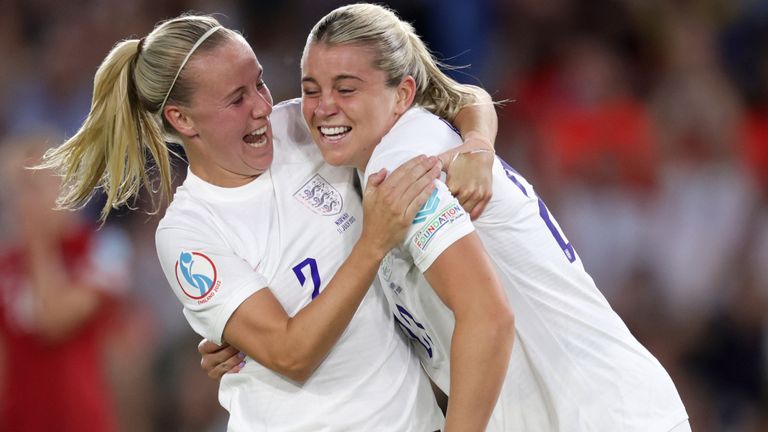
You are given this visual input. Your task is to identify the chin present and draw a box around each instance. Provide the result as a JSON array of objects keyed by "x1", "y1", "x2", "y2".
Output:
[{"x1": 315, "y1": 148, "x2": 345, "y2": 167}]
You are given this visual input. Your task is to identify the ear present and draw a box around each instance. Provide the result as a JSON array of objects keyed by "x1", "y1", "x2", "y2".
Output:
[
  {"x1": 163, "y1": 104, "x2": 197, "y2": 138},
  {"x1": 395, "y1": 75, "x2": 417, "y2": 115}
]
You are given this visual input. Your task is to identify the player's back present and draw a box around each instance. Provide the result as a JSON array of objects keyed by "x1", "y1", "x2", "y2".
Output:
[
  {"x1": 369, "y1": 106, "x2": 687, "y2": 431},
  {"x1": 474, "y1": 158, "x2": 687, "y2": 430}
]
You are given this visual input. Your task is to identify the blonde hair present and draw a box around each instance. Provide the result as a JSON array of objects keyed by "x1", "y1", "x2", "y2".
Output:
[
  {"x1": 38, "y1": 14, "x2": 238, "y2": 222},
  {"x1": 304, "y1": 3, "x2": 476, "y2": 121}
]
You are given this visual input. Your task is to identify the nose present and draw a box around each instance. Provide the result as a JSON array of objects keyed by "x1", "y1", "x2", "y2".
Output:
[
  {"x1": 251, "y1": 91, "x2": 273, "y2": 119},
  {"x1": 314, "y1": 92, "x2": 338, "y2": 118}
]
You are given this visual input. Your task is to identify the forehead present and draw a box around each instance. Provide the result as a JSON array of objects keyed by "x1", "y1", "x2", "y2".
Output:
[
  {"x1": 302, "y1": 42, "x2": 378, "y2": 76},
  {"x1": 184, "y1": 37, "x2": 260, "y2": 95}
]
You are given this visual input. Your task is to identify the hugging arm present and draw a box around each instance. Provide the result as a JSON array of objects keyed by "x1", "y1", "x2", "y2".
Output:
[
  {"x1": 442, "y1": 85, "x2": 498, "y2": 219},
  {"x1": 423, "y1": 233, "x2": 515, "y2": 432},
  {"x1": 219, "y1": 156, "x2": 440, "y2": 382}
]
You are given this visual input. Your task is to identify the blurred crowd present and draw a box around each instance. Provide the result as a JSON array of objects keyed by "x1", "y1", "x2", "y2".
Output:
[{"x1": 0, "y1": 0, "x2": 765, "y2": 431}]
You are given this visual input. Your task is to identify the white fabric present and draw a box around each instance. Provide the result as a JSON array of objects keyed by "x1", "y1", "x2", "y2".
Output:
[
  {"x1": 668, "y1": 420, "x2": 692, "y2": 432},
  {"x1": 156, "y1": 99, "x2": 442, "y2": 431},
  {"x1": 365, "y1": 107, "x2": 689, "y2": 431}
]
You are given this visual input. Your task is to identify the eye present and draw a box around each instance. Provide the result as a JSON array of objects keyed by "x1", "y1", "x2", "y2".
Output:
[
  {"x1": 231, "y1": 95, "x2": 244, "y2": 105},
  {"x1": 338, "y1": 88, "x2": 355, "y2": 95},
  {"x1": 256, "y1": 80, "x2": 266, "y2": 90},
  {"x1": 302, "y1": 87, "x2": 320, "y2": 97}
]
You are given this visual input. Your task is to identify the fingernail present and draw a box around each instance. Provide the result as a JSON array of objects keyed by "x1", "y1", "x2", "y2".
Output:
[
  {"x1": 238, "y1": 352, "x2": 246, "y2": 359},
  {"x1": 238, "y1": 361, "x2": 246, "y2": 369}
]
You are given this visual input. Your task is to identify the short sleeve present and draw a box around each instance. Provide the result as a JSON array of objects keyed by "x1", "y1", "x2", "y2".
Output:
[
  {"x1": 404, "y1": 181, "x2": 475, "y2": 272},
  {"x1": 156, "y1": 226, "x2": 268, "y2": 344},
  {"x1": 365, "y1": 108, "x2": 475, "y2": 271}
]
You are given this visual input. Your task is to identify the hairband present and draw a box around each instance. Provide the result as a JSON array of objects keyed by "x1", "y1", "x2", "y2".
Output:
[{"x1": 160, "y1": 25, "x2": 222, "y2": 111}]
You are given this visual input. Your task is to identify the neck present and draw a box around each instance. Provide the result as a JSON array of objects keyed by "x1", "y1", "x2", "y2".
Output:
[{"x1": 355, "y1": 108, "x2": 408, "y2": 171}]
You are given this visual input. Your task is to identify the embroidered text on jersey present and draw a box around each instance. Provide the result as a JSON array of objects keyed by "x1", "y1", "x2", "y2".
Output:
[
  {"x1": 412, "y1": 203, "x2": 467, "y2": 251},
  {"x1": 294, "y1": 174, "x2": 343, "y2": 216}
]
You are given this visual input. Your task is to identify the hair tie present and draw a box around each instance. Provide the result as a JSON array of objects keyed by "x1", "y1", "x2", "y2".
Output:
[{"x1": 159, "y1": 25, "x2": 222, "y2": 111}]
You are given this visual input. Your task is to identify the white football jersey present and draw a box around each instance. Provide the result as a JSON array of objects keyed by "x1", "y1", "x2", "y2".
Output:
[
  {"x1": 156, "y1": 99, "x2": 442, "y2": 432},
  {"x1": 365, "y1": 107, "x2": 688, "y2": 431}
]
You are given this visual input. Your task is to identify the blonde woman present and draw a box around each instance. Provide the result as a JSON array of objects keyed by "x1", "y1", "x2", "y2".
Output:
[
  {"x1": 39, "y1": 13, "x2": 500, "y2": 431},
  {"x1": 293, "y1": 4, "x2": 689, "y2": 432}
]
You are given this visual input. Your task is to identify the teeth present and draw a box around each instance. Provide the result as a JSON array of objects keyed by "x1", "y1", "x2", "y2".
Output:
[
  {"x1": 249, "y1": 125, "x2": 267, "y2": 136},
  {"x1": 320, "y1": 126, "x2": 351, "y2": 136},
  {"x1": 246, "y1": 135, "x2": 267, "y2": 148}
]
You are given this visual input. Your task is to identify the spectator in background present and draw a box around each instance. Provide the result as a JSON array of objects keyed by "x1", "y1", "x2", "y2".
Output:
[{"x1": 0, "y1": 133, "x2": 131, "y2": 432}]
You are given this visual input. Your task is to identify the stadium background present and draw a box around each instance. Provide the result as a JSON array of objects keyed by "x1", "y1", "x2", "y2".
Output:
[{"x1": 0, "y1": 0, "x2": 766, "y2": 430}]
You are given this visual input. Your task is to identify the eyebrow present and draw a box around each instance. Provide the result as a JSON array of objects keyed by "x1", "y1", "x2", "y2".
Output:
[{"x1": 301, "y1": 74, "x2": 364, "y2": 85}]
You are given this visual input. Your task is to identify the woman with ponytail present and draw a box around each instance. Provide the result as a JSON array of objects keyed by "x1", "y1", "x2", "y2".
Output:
[
  {"x1": 39, "y1": 12, "x2": 500, "y2": 430},
  {"x1": 293, "y1": 3, "x2": 690, "y2": 431}
]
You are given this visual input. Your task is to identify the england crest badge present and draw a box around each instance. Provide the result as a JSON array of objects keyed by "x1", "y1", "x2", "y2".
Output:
[{"x1": 294, "y1": 174, "x2": 343, "y2": 216}]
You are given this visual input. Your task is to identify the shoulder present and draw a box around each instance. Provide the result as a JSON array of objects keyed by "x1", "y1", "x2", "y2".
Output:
[
  {"x1": 270, "y1": 99, "x2": 321, "y2": 164},
  {"x1": 270, "y1": 98, "x2": 304, "y2": 133},
  {"x1": 156, "y1": 189, "x2": 218, "y2": 252},
  {"x1": 366, "y1": 107, "x2": 462, "y2": 177}
]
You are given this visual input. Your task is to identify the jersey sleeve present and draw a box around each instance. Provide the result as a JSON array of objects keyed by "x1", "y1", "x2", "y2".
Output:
[
  {"x1": 405, "y1": 181, "x2": 474, "y2": 271},
  {"x1": 366, "y1": 109, "x2": 475, "y2": 271},
  {"x1": 155, "y1": 226, "x2": 268, "y2": 344}
]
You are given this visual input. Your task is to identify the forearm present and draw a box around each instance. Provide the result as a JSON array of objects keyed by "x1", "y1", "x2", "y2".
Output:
[
  {"x1": 224, "y1": 155, "x2": 439, "y2": 381},
  {"x1": 452, "y1": 85, "x2": 497, "y2": 150},
  {"x1": 226, "y1": 239, "x2": 386, "y2": 382},
  {"x1": 282, "y1": 242, "x2": 385, "y2": 375},
  {"x1": 444, "y1": 315, "x2": 514, "y2": 431}
]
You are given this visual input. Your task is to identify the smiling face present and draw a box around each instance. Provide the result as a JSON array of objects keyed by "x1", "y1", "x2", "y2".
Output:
[
  {"x1": 301, "y1": 42, "x2": 414, "y2": 170},
  {"x1": 165, "y1": 36, "x2": 274, "y2": 187}
]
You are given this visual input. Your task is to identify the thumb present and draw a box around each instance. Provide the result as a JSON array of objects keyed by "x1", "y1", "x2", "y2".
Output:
[{"x1": 366, "y1": 168, "x2": 388, "y2": 189}]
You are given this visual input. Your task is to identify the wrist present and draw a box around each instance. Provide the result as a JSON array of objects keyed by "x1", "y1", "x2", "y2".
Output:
[
  {"x1": 352, "y1": 235, "x2": 389, "y2": 265},
  {"x1": 462, "y1": 131, "x2": 494, "y2": 151}
]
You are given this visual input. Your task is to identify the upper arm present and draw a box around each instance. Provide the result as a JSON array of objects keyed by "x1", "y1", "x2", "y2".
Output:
[
  {"x1": 155, "y1": 226, "x2": 268, "y2": 344},
  {"x1": 422, "y1": 232, "x2": 510, "y2": 319}
]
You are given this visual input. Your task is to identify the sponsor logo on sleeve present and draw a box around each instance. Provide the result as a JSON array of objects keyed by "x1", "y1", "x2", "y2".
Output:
[
  {"x1": 294, "y1": 174, "x2": 343, "y2": 216},
  {"x1": 175, "y1": 251, "x2": 221, "y2": 304},
  {"x1": 412, "y1": 203, "x2": 466, "y2": 251}
]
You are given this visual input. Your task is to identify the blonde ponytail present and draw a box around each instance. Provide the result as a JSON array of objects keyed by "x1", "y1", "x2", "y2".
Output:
[{"x1": 38, "y1": 14, "x2": 233, "y2": 222}]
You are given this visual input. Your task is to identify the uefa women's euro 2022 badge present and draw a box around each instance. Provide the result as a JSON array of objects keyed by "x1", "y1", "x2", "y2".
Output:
[{"x1": 176, "y1": 251, "x2": 221, "y2": 304}]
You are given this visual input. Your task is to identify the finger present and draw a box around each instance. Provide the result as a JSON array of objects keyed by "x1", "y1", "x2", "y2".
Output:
[
  {"x1": 390, "y1": 156, "x2": 439, "y2": 196},
  {"x1": 200, "y1": 345, "x2": 240, "y2": 372},
  {"x1": 461, "y1": 193, "x2": 481, "y2": 217},
  {"x1": 384, "y1": 155, "x2": 434, "y2": 189},
  {"x1": 436, "y1": 149, "x2": 457, "y2": 172},
  {"x1": 403, "y1": 177, "x2": 438, "y2": 221},
  {"x1": 365, "y1": 168, "x2": 387, "y2": 190},
  {"x1": 395, "y1": 159, "x2": 441, "y2": 214},
  {"x1": 198, "y1": 338, "x2": 226, "y2": 355},
  {"x1": 209, "y1": 352, "x2": 246, "y2": 380},
  {"x1": 469, "y1": 198, "x2": 489, "y2": 220}
]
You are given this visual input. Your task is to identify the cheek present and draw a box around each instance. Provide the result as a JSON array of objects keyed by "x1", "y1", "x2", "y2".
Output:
[{"x1": 301, "y1": 100, "x2": 313, "y2": 124}]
